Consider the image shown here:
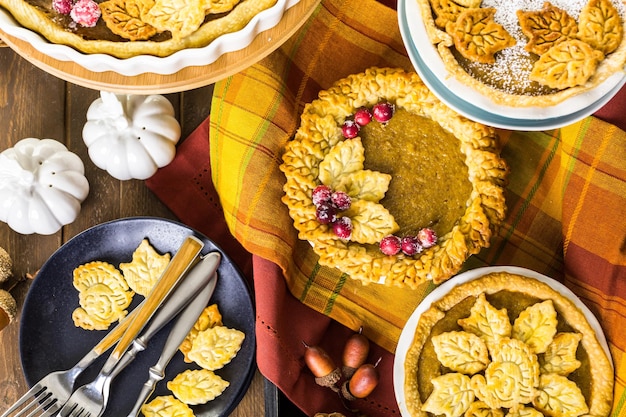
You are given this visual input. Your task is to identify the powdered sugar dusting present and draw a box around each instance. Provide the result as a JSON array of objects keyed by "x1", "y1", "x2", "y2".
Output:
[{"x1": 462, "y1": 0, "x2": 626, "y2": 95}]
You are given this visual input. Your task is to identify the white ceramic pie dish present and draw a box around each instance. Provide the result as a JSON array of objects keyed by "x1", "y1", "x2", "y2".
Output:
[
  {"x1": 398, "y1": 0, "x2": 626, "y2": 130},
  {"x1": 0, "y1": 0, "x2": 301, "y2": 76},
  {"x1": 393, "y1": 265, "x2": 613, "y2": 417}
]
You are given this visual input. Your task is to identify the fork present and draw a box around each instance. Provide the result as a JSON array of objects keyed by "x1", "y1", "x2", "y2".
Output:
[
  {"x1": 53, "y1": 236, "x2": 204, "y2": 417},
  {"x1": 0, "y1": 236, "x2": 203, "y2": 417}
]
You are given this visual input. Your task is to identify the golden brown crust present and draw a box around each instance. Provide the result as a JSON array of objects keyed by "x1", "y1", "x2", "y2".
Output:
[
  {"x1": 0, "y1": 0, "x2": 277, "y2": 58},
  {"x1": 280, "y1": 67, "x2": 508, "y2": 288},
  {"x1": 416, "y1": 0, "x2": 626, "y2": 107},
  {"x1": 403, "y1": 272, "x2": 614, "y2": 417}
]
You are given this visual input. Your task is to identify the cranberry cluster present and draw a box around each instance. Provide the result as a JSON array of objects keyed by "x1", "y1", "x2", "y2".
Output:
[
  {"x1": 312, "y1": 185, "x2": 353, "y2": 239},
  {"x1": 379, "y1": 228, "x2": 437, "y2": 256},
  {"x1": 341, "y1": 102, "x2": 395, "y2": 139},
  {"x1": 53, "y1": 0, "x2": 101, "y2": 27}
]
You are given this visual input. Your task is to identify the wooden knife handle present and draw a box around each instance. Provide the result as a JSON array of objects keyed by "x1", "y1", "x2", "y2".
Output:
[{"x1": 109, "y1": 236, "x2": 204, "y2": 361}]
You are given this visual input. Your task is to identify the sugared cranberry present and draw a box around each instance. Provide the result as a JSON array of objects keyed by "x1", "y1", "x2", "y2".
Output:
[
  {"x1": 53, "y1": 0, "x2": 72, "y2": 14},
  {"x1": 380, "y1": 235, "x2": 402, "y2": 256},
  {"x1": 342, "y1": 120, "x2": 360, "y2": 139},
  {"x1": 70, "y1": 0, "x2": 101, "y2": 27},
  {"x1": 316, "y1": 204, "x2": 337, "y2": 224},
  {"x1": 354, "y1": 108, "x2": 373, "y2": 126},
  {"x1": 333, "y1": 217, "x2": 353, "y2": 239},
  {"x1": 401, "y1": 236, "x2": 422, "y2": 256},
  {"x1": 331, "y1": 191, "x2": 351, "y2": 211},
  {"x1": 417, "y1": 228, "x2": 437, "y2": 248},
  {"x1": 372, "y1": 102, "x2": 395, "y2": 123},
  {"x1": 312, "y1": 185, "x2": 333, "y2": 207}
]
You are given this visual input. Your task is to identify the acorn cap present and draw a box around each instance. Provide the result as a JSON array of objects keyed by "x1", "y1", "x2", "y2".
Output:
[
  {"x1": 0, "y1": 289, "x2": 17, "y2": 330},
  {"x1": 0, "y1": 247, "x2": 12, "y2": 284}
]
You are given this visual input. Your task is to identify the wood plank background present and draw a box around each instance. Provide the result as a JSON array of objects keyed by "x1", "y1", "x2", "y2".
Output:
[{"x1": 0, "y1": 46, "x2": 265, "y2": 415}]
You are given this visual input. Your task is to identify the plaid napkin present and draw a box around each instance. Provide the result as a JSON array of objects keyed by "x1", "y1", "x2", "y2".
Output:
[{"x1": 147, "y1": 0, "x2": 626, "y2": 414}]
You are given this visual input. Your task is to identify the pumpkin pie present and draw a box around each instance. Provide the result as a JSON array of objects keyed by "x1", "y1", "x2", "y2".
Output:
[
  {"x1": 416, "y1": 0, "x2": 626, "y2": 106},
  {"x1": 279, "y1": 67, "x2": 508, "y2": 288},
  {"x1": 0, "y1": 0, "x2": 277, "y2": 58},
  {"x1": 403, "y1": 271, "x2": 614, "y2": 417}
]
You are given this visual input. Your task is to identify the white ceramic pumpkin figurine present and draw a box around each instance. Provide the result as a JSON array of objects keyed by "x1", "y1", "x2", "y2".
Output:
[
  {"x1": 0, "y1": 138, "x2": 89, "y2": 235},
  {"x1": 82, "y1": 92, "x2": 181, "y2": 180}
]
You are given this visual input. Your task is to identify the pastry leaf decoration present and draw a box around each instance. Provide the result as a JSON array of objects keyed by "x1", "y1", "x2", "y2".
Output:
[
  {"x1": 540, "y1": 332, "x2": 582, "y2": 375},
  {"x1": 335, "y1": 170, "x2": 391, "y2": 201},
  {"x1": 144, "y1": 0, "x2": 205, "y2": 39},
  {"x1": 452, "y1": 8, "x2": 516, "y2": 64},
  {"x1": 432, "y1": 331, "x2": 490, "y2": 375},
  {"x1": 100, "y1": 0, "x2": 158, "y2": 41},
  {"x1": 578, "y1": 0, "x2": 624, "y2": 54},
  {"x1": 458, "y1": 293, "x2": 512, "y2": 349},
  {"x1": 517, "y1": 2, "x2": 579, "y2": 55},
  {"x1": 422, "y1": 373, "x2": 475, "y2": 417},
  {"x1": 318, "y1": 137, "x2": 365, "y2": 188},
  {"x1": 512, "y1": 300, "x2": 557, "y2": 354},
  {"x1": 345, "y1": 200, "x2": 398, "y2": 244},
  {"x1": 533, "y1": 374, "x2": 589, "y2": 416},
  {"x1": 529, "y1": 39, "x2": 604, "y2": 89}
]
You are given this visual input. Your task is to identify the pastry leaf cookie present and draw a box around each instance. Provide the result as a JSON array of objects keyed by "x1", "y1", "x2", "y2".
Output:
[
  {"x1": 578, "y1": 0, "x2": 624, "y2": 54},
  {"x1": 517, "y1": 2, "x2": 579, "y2": 55},
  {"x1": 179, "y1": 304, "x2": 223, "y2": 363},
  {"x1": 422, "y1": 373, "x2": 475, "y2": 417},
  {"x1": 432, "y1": 331, "x2": 490, "y2": 375},
  {"x1": 452, "y1": 8, "x2": 516, "y2": 64},
  {"x1": 187, "y1": 326, "x2": 245, "y2": 370},
  {"x1": 167, "y1": 369, "x2": 230, "y2": 405},
  {"x1": 141, "y1": 395, "x2": 194, "y2": 417},
  {"x1": 119, "y1": 238, "x2": 171, "y2": 296},
  {"x1": 530, "y1": 39, "x2": 604, "y2": 89},
  {"x1": 465, "y1": 401, "x2": 504, "y2": 417}
]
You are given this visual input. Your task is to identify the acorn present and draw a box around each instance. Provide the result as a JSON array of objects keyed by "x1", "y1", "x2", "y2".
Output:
[
  {"x1": 342, "y1": 327, "x2": 370, "y2": 379},
  {"x1": 303, "y1": 341, "x2": 342, "y2": 389},
  {"x1": 341, "y1": 358, "x2": 381, "y2": 400},
  {"x1": 0, "y1": 289, "x2": 17, "y2": 332},
  {"x1": 0, "y1": 246, "x2": 12, "y2": 284}
]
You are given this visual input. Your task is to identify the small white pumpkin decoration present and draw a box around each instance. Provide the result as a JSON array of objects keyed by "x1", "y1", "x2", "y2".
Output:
[
  {"x1": 82, "y1": 92, "x2": 181, "y2": 180},
  {"x1": 0, "y1": 138, "x2": 89, "y2": 235}
]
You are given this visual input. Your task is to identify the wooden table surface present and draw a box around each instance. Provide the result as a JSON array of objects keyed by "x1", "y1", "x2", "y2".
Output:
[{"x1": 0, "y1": 45, "x2": 266, "y2": 416}]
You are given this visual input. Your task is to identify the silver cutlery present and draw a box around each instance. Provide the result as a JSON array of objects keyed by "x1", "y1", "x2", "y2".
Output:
[
  {"x1": 0, "y1": 236, "x2": 205, "y2": 417},
  {"x1": 126, "y1": 265, "x2": 219, "y2": 416}
]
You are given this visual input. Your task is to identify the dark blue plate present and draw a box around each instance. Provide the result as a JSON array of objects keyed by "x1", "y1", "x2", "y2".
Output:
[{"x1": 19, "y1": 217, "x2": 256, "y2": 417}]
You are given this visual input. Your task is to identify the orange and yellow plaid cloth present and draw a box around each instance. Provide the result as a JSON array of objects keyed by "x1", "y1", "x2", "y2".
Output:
[{"x1": 202, "y1": 0, "x2": 626, "y2": 414}]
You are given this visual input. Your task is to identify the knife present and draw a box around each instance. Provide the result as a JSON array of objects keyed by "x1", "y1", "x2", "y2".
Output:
[
  {"x1": 107, "y1": 251, "x2": 221, "y2": 381},
  {"x1": 126, "y1": 264, "x2": 220, "y2": 416}
]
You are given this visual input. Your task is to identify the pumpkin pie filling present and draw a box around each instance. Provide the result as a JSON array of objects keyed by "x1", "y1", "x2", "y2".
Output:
[{"x1": 361, "y1": 109, "x2": 472, "y2": 240}]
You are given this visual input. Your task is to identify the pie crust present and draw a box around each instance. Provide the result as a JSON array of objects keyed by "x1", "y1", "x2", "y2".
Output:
[
  {"x1": 415, "y1": 0, "x2": 626, "y2": 107},
  {"x1": 0, "y1": 0, "x2": 277, "y2": 58},
  {"x1": 279, "y1": 67, "x2": 508, "y2": 288},
  {"x1": 403, "y1": 271, "x2": 614, "y2": 417}
]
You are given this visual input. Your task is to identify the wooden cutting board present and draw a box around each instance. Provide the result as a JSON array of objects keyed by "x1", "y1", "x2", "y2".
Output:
[{"x1": 0, "y1": 0, "x2": 319, "y2": 93}]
